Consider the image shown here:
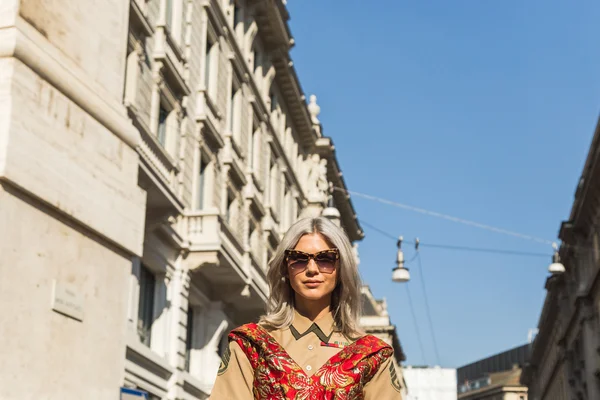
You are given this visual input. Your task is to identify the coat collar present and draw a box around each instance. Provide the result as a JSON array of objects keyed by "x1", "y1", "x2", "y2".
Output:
[{"x1": 290, "y1": 309, "x2": 336, "y2": 343}]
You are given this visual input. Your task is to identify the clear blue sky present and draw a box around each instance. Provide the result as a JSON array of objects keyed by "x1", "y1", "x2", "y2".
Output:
[{"x1": 287, "y1": 0, "x2": 600, "y2": 368}]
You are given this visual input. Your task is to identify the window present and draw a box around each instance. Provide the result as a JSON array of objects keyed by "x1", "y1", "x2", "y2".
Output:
[
  {"x1": 253, "y1": 48, "x2": 262, "y2": 74},
  {"x1": 270, "y1": 91, "x2": 278, "y2": 113},
  {"x1": 283, "y1": 186, "x2": 292, "y2": 230},
  {"x1": 269, "y1": 159, "x2": 278, "y2": 209},
  {"x1": 229, "y1": 86, "x2": 241, "y2": 141},
  {"x1": 137, "y1": 264, "x2": 156, "y2": 346},
  {"x1": 196, "y1": 158, "x2": 208, "y2": 209},
  {"x1": 249, "y1": 220, "x2": 259, "y2": 257},
  {"x1": 233, "y1": 3, "x2": 242, "y2": 28},
  {"x1": 184, "y1": 306, "x2": 194, "y2": 372},
  {"x1": 226, "y1": 192, "x2": 235, "y2": 224},
  {"x1": 205, "y1": 38, "x2": 214, "y2": 92},
  {"x1": 157, "y1": 106, "x2": 168, "y2": 146},
  {"x1": 229, "y1": 87, "x2": 236, "y2": 131},
  {"x1": 165, "y1": 0, "x2": 173, "y2": 32},
  {"x1": 251, "y1": 127, "x2": 260, "y2": 172}
]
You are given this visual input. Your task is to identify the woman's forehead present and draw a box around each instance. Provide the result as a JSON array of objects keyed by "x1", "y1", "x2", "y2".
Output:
[{"x1": 293, "y1": 233, "x2": 334, "y2": 251}]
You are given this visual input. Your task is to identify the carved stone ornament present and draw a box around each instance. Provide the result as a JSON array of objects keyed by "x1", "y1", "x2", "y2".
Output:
[
  {"x1": 306, "y1": 154, "x2": 328, "y2": 201},
  {"x1": 308, "y1": 95, "x2": 320, "y2": 125}
]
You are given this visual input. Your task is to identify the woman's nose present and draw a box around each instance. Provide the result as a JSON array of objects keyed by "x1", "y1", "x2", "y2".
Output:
[{"x1": 305, "y1": 258, "x2": 319, "y2": 274}]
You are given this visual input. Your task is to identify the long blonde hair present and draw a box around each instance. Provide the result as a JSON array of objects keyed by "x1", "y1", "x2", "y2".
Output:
[{"x1": 259, "y1": 217, "x2": 364, "y2": 338}]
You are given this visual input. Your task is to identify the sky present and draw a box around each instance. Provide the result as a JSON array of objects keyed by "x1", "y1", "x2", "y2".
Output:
[{"x1": 286, "y1": 0, "x2": 600, "y2": 368}]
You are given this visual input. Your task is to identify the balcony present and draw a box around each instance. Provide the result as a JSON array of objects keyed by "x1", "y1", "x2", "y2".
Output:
[
  {"x1": 181, "y1": 210, "x2": 268, "y2": 321},
  {"x1": 195, "y1": 89, "x2": 224, "y2": 151},
  {"x1": 153, "y1": 21, "x2": 189, "y2": 99},
  {"x1": 132, "y1": 109, "x2": 183, "y2": 221}
]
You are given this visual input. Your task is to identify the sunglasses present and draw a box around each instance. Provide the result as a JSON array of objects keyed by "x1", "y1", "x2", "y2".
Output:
[{"x1": 284, "y1": 249, "x2": 340, "y2": 274}]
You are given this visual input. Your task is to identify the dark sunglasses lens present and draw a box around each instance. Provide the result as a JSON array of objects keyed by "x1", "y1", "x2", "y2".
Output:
[
  {"x1": 288, "y1": 252, "x2": 309, "y2": 268},
  {"x1": 315, "y1": 253, "x2": 337, "y2": 272},
  {"x1": 315, "y1": 253, "x2": 336, "y2": 263}
]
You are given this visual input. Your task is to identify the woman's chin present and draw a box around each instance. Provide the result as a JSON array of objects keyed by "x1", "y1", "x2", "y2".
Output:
[{"x1": 297, "y1": 289, "x2": 329, "y2": 302}]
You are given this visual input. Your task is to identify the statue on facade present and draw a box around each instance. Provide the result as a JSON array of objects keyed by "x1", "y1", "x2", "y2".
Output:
[
  {"x1": 308, "y1": 95, "x2": 321, "y2": 125},
  {"x1": 306, "y1": 154, "x2": 328, "y2": 201},
  {"x1": 308, "y1": 94, "x2": 322, "y2": 136}
]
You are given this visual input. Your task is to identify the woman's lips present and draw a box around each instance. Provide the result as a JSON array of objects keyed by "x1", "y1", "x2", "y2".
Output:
[{"x1": 304, "y1": 281, "x2": 322, "y2": 288}]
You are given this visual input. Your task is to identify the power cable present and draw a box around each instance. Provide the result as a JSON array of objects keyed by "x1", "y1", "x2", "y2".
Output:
[
  {"x1": 405, "y1": 283, "x2": 428, "y2": 366},
  {"x1": 358, "y1": 220, "x2": 550, "y2": 258},
  {"x1": 337, "y1": 187, "x2": 554, "y2": 246},
  {"x1": 416, "y1": 252, "x2": 441, "y2": 366}
]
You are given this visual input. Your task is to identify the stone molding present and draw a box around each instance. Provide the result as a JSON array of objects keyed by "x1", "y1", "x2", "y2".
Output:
[{"x1": 0, "y1": 17, "x2": 140, "y2": 149}]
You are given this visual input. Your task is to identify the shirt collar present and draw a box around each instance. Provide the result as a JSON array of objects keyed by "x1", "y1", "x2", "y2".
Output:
[{"x1": 290, "y1": 309, "x2": 337, "y2": 343}]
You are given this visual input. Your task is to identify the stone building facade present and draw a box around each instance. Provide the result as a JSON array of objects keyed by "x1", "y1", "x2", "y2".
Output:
[
  {"x1": 0, "y1": 0, "x2": 364, "y2": 399},
  {"x1": 521, "y1": 119, "x2": 600, "y2": 400}
]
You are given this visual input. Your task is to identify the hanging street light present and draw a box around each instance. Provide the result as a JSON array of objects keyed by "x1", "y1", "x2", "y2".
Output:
[
  {"x1": 392, "y1": 236, "x2": 411, "y2": 283},
  {"x1": 548, "y1": 242, "x2": 566, "y2": 274}
]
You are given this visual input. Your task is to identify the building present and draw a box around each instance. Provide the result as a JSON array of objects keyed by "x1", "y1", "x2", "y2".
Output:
[
  {"x1": 403, "y1": 366, "x2": 458, "y2": 400},
  {"x1": 521, "y1": 119, "x2": 600, "y2": 400},
  {"x1": 360, "y1": 285, "x2": 408, "y2": 398},
  {"x1": 459, "y1": 369, "x2": 527, "y2": 400},
  {"x1": 0, "y1": 0, "x2": 366, "y2": 399},
  {"x1": 458, "y1": 344, "x2": 530, "y2": 400}
]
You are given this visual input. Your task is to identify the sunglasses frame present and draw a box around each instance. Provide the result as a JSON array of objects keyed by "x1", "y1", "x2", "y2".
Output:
[{"x1": 284, "y1": 248, "x2": 340, "y2": 274}]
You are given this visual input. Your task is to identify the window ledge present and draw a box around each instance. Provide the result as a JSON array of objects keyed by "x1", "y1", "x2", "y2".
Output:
[
  {"x1": 125, "y1": 332, "x2": 174, "y2": 381},
  {"x1": 251, "y1": 171, "x2": 265, "y2": 193},
  {"x1": 231, "y1": 135, "x2": 245, "y2": 159},
  {"x1": 204, "y1": 90, "x2": 221, "y2": 119},
  {"x1": 269, "y1": 205, "x2": 280, "y2": 224},
  {"x1": 130, "y1": 0, "x2": 154, "y2": 38},
  {"x1": 180, "y1": 371, "x2": 211, "y2": 399},
  {"x1": 223, "y1": 152, "x2": 247, "y2": 187},
  {"x1": 246, "y1": 187, "x2": 266, "y2": 219}
]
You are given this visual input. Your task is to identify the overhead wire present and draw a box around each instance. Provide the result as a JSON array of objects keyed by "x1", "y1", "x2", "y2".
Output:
[
  {"x1": 405, "y1": 283, "x2": 428, "y2": 366},
  {"x1": 416, "y1": 252, "x2": 441, "y2": 366},
  {"x1": 246, "y1": 165, "x2": 556, "y2": 249},
  {"x1": 359, "y1": 218, "x2": 552, "y2": 368},
  {"x1": 335, "y1": 187, "x2": 555, "y2": 246},
  {"x1": 358, "y1": 220, "x2": 551, "y2": 258}
]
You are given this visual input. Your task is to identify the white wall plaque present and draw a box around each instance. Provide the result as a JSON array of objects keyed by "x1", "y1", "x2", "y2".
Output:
[{"x1": 51, "y1": 280, "x2": 84, "y2": 321}]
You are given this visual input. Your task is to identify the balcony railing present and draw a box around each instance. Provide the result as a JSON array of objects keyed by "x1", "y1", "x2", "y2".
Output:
[{"x1": 137, "y1": 122, "x2": 178, "y2": 190}]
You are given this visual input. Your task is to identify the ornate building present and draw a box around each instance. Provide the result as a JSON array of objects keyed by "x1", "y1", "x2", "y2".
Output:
[
  {"x1": 521, "y1": 119, "x2": 600, "y2": 400},
  {"x1": 0, "y1": 0, "x2": 364, "y2": 399}
]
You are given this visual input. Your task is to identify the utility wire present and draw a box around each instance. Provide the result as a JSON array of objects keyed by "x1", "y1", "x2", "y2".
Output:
[
  {"x1": 359, "y1": 220, "x2": 398, "y2": 241},
  {"x1": 416, "y1": 252, "x2": 441, "y2": 366},
  {"x1": 268, "y1": 174, "x2": 555, "y2": 247},
  {"x1": 336, "y1": 187, "x2": 554, "y2": 246},
  {"x1": 358, "y1": 220, "x2": 550, "y2": 258},
  {"x1": 418, "y1": 242, "x2": 550, "y2": 258},
  {"x1": 405, "y1": 283, "x2": 428, "y2": 366},
  {"x1": 354, "y1": 219, "x2": 428, "y2": 363}
]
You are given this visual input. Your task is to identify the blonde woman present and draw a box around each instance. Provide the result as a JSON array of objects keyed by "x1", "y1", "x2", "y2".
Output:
[{"x1": 211, "y1": 217, "x2": 402, "y2": 399}]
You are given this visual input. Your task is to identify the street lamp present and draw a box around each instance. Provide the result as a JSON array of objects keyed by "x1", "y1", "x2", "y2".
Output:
[
  {"x1": 548, "y1": 242, "x2": 566, "y2": 274},
  {"x1": 392, "y1": 236, "x2": 411, "y2": 283}
]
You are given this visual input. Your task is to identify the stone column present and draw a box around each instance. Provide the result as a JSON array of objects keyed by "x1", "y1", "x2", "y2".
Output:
[{"x1": 150, "y1": 67, "x2": 165, "y2": 135}]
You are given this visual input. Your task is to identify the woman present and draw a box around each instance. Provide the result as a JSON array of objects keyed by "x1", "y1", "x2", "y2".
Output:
[{"x1": 211, "y1": 217, "x2": 402, "y2": 399}]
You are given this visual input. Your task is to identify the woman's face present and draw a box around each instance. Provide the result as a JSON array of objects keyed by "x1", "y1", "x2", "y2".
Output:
[{"x1": 286, "y1": 233, "x2": 339, "y2": 305}]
